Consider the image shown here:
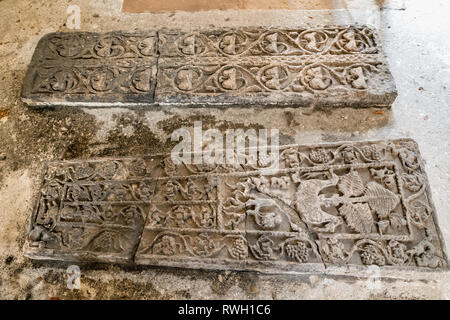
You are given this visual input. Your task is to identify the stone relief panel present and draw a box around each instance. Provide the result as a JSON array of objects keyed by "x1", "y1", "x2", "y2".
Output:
[
  {"x1": 21, "y1": 32, "x2": 158, "y2": 107},
  {"x1": 24, "y1": 139, "x2": 447, "y2": 273},
  {"x1": 21, "y1": 27, "x2": 397, "y2": 108}
]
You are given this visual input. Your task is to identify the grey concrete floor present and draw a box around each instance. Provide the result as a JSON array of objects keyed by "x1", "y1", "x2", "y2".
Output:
[{"x1": 0, "y1": 0, "x2": 449, "y2": 299}]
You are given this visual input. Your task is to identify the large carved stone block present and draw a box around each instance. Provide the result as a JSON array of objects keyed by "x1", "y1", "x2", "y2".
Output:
[
  {"x1": 21, "y1": 32, "x2": 158, "y2": 107},
  {"x1": 24, "y1": 139, "x2": 447, "y2": 273},
  {"x1": 155, "y1": 26, "x2": 397, "y2": 108},
  {"x1": 21, "y1": 27, "x2": 397, "y2": 108}
]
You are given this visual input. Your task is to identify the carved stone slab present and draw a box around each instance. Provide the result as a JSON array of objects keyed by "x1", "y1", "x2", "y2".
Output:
[
  {"x1": 21, "y1": 27, "x2": 397, "y2": 108},
  {"x1": 24, "y1": 139, "x2": 447, "y2": 273},
  {"x1": 155, "y1": 26, "x2": 397, "y2": 108},
  {"x1": 21, "y1": 32, "x2": 158, "y2": 107}
]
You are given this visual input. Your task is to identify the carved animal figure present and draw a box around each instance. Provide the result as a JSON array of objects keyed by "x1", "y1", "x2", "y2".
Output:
[
  {"x1": 246, "y1": 197, "x2": 282, "y2": 230},
  {"x1": 294, "y1": 170, "x2": 343, "y2": 232}
]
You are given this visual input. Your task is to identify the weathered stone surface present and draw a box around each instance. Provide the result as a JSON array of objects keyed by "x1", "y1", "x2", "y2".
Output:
[
  {"x1": 158, "y1": 26, "x2": 381, "y2": 57},
  {"x1": 156, "y1": 26, "x2": 397, "y2": 108},
  {"x1": 21, "y1": 27, "x2": 397, "y2": 108},
  {"x1": 24, "y1": 139, "x2": 447, "y2": 273},
  {"x1": 21, "y1": 31, "x2": 158, "y2": 107}
]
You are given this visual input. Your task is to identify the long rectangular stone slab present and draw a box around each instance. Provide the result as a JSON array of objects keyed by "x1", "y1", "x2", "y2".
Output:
[
  {"x1": 156, "y1": 26, "x2": 397, "y2": 107},
  {"x1": 24, "y1": 139, "x2": 447, "y2": 273},
  {"x1": 158, "y1": 26, "x2": 381, "y2": 57},
  {"x1": 21, "y1": 26, "x2": 398, "y2": 108},
  {"x1": 21, "y1": 31, "x2": 158, "y2": 107},
  {"x1": 155, "y1": 56, "x2": 396, "y2": 108}
]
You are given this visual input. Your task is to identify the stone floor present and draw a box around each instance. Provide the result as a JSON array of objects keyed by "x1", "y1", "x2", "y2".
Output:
[{"x1": 0, "y1": 0, "x2": 449, "y2": 299}]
